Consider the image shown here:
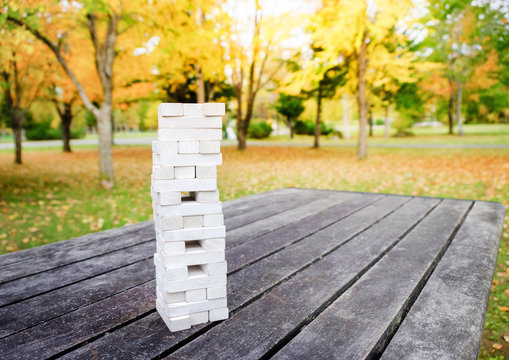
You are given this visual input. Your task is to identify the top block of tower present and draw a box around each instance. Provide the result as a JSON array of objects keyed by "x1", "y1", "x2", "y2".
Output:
[{"x1": 159, "y1": 103, "x2": 225, "y2": 117}]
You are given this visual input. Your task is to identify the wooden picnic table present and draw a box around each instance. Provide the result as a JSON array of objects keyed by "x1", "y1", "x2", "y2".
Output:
[{"x1": 0, "y1": 188, "x2": 505, "y2": 359}]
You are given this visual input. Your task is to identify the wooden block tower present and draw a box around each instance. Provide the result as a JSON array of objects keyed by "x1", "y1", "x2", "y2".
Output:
[{"x1": 152, "y1": 103, "x2": 228, "y2": 332}]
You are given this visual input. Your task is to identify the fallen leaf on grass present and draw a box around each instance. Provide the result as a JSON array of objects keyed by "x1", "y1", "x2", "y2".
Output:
[
  {"x1": 499, "y1": 306, "x2": 509, "y2": 312},
  {"x1": 503, "y1": 335, "x2": 509, "y2": 343},
  {"x1": 493, "y1": 279, "x2": 499, "y2": 286},
  {"x1": 492, "y1": 343, "x2": 503, "y2": 350},
  {"x1": 505, "y1": 289, "x2": 509, "y2": 297}
]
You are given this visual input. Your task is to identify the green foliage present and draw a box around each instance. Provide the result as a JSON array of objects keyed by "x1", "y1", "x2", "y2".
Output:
[
  {"x1": 394, "y1": 83, "x2": 424, "y2": 129},
  {"x1": 274, "y1": 94, "x2": 305, "y2": 121},
  {"x1": 294, "y1": 120, "x2": 332, "y2": 136},
  {"x1": 84, "y1": 110, "x2": 97, "y2": 131},
  {"x1": 248, "y1": 121, "x2": 272, "y2": 139},
  {"x1": 25, "y1": 113, "x2": 85, "y2": 140}
]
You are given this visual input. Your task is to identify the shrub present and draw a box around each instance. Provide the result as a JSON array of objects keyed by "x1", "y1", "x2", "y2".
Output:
[
  {"x1": 294, "y1": 120, "x2": 333, "y2": 135},
  {"x1": 25, "y1": 114, "x2": 86, "y2": 140},
  {"x1": 375, "y1": 118, "x2": 385, "y2": 125},
  {"x1": 248, "y1": 121, "x2": 272, "y2": 139},
  {"x1": 330, "y1": 129, "x2": 343, "y2": 139}
]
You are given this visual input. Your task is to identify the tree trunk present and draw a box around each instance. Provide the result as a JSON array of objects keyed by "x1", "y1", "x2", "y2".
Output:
[
  {"x1": 13, "y1": 117, "x2": 22, "y2": 165},
  {"x1": 357, "y1": 30, "x2": 368, "y2": 160},
  {"x1": 314, "y1": 86, "x2": 322, "y2": 149},
  {"x1": 447, "y1": 78, "x2": 454, "y2": 135},
  {"x1": 384, "y1": 106, "x2": 390, "y2": 138},
  {"x1": 289, "y1": 118, "x2": 294, "y2": 139},
  {"x1": 196, "y1": 65, "x2": 205, "y2": 103},
  {"x1": 456, "y1": 80, "x2": 463, "y2": 136},
  {"x1": 342, "y1": 94, "x2": 350, "y2": 139},
  {"x1": 368, "y1": 106, "x2": 373, "y2": 137},
  {"x1": 61, "y1": 103, "x2": 73, "y2": 152},
  {"x1": 235, "y1": 90, "x2": 247, "y2": 151},
  {"x1": 237, "y1": 124, "x2": 247, "y2": 150},
  {"x1": 97, "y1": 105, "x2": 114, "y2": 187}
]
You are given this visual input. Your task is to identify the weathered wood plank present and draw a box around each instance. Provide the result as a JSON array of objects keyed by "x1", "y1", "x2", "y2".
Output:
[
  {"x1": 56, "y1": 196, "x2": 408, "y2": 359},
  {"x1": 0, "y1": 240, "x2": 154, "y2": 307},
  {"x1": 380, "y1": 201, "x2": 505, "y2": 360},
  {"x1": 0, "y1": 222, "x2": 154, "y2": 284},
  {"x1": 225, "y1": 189, "x2": 331, "y2": 230},
  {"x1": 221, "y1": 188, "x2": 297, "y2": 210},
  {"x1": 272, "y1": 200, "x2": 472, "y2": 360},
  {"x1": 227, "y1": 192, "x2": 375, "y2": 273},
  {"x1": 0, "y1": 258, "x2": 154, "y2": 339},
  {"x1": 226, "y1": 192, "x2": 377, "y2": 250},
  {"x1": 164, "y1": 197, "x2": 439, "y2": 360},
  {"x1": 0, "y1": 191, "x2": 353, "y2": 338}
]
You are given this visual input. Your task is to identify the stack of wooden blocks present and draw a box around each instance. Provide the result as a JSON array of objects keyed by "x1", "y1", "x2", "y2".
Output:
[{"x1": 152, "y1": 102, "x2": 228, "y2": 332}]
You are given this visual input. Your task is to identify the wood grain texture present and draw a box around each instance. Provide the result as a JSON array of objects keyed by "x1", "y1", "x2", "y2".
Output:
[
  {"x1": 272, "y1": 200, "x2": 472, "y2": 360},
  {"x1": 0, "y1": 189, "x2": 504, "y2": 360},
  {"x1": 166, "y1": 198, "x2": 438, "y2": 360},
  {"x1": 380, "y1": 201, "x2": 506, "y2": 360},
  {"x1": 60, "y1": 195, "x2": 408, "y2": 359}
]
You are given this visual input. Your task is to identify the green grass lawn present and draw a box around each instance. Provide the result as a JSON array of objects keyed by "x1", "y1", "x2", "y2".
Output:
[{"x1": 0, "y1": 144, "x2": 508, "y2": 358}]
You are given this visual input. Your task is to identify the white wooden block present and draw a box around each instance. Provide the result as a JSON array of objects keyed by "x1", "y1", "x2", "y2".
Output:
[
  {"x1": 159, "y1": 116, "x2": 222, "y2": 129},
  {"x1": 201, "y1": 261, "x2": 227, "y2": 276},
  {"x1": 158, "y1": 141, "x2": 179, "y2": 155},
  {"x1": 161, "y1": 240, "x2": 185, "y2": 254},
  {"x1": 195, "y1": 190, "x2": 220, "y2": 203},
  {"x1": 209, "y1": 307, "x2": 229, "y2": 321},
  {"x1": 162, "y1": 226, "x2": 226, "y2": 242},
  {"x1": 203, "y1": 214, "x2": 224, "y2": 227},
  {"x1": 204, "y1": 103, "x2": 225, "y2": 116},
  {"x1": 158, "y1": 129, "x2": 222, "y2": 141},
  {"x1": 154, "y1": 253, "x2": 188, "y2": 280},
  {"x1": 167, "y1": 297, "x2": 227, "y2": 317},
  {"x1": 161, "y1": 272, "x2": 226, "y2": 293},
  {"x1": 153, "y1": 153, "x2": 160, "y2": 166},
  {"x1": 160, "y1": 153, "x2": 222, "y2": 167},
  {"x1": 158, "y1": 247, "x2": 225, "y2": 267},
  {"x1": 152, "y1": 166, "x2": 174, "y2": 180},
  {"x1": 199, "y1": 141, "x2": 221, "y2": 154},
  {"x1": 174, "y1": 166, "x2": 195, "y2": 179},
  {"x1": 183, "y1": 215, "x2": 203, "y2": 228},
  {"x1": 157, "y1": 287, "x2": 186, "y2": 304},
  {"x1": 160, "y1": 215, "x2": 183, "y2": 230},
  {"x1": 156, "y1": 301, "x2": 191, "y2": 331},
  {"x1": 186, "y1": 289, "x2": 207, "y2": 302},
  {"x1": 190, "y1": 311, "x2": 208, "y2": 326},
  {"x1": 152, "y1": 178, "x2": 217, "y2": 192},
  {"x1": 200, "y1": 238, "x2": 225, "y2": 251},
  {"x1": 159, "y1": 191, "x2": 181, "y2": 206},
  {"x1": 207, "y1": 286, "x2": 227, "y2": 299},
  {"x1": 196, "y1": 166, "x2": 217, "y2": 179},
  {"x1": 183, "y1": 103, "x2": 204, "y2": 116},
  {"x1": 157, "y1": 201, "x2": 222, "y2": 217},
  {"x1": 152, "y1": 140, "x2": 158, "y2": 153},
  {"x1": 178, "y1": 141, "x2": 199, "y2": 154},
  {"x1": 159, "y1": 103, "x2": 183, "y2": 117}
]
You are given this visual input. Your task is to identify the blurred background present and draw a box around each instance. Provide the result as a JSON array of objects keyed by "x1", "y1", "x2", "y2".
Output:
[{"x1": 0, "y1": 0, "x2": 508, "y2": 357}]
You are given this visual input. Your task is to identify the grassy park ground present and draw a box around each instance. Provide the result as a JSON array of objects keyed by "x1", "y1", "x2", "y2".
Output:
[{"x1": 0, "y1": 135, "x2": 508, "y2": 358}]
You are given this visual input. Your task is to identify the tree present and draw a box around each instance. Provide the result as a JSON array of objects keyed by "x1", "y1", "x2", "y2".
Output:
[
  {"x1": 421, "y1": 0, "x2": 504, "y2": 134},
  {"x1": 310, "y1": 0, "x2": 414, "y2": 158},
  {"x1": 274, "y1": 93, "x2": 304, "y2": 138},
  {"x1": 225, "y1": 0, "x2": 295, "y2": 150},
  {"x1": 0, "y1": 27, "x2": 49, "y2": 164},
  {"x1": 154, "y1": 0, "x2": 227, "y2": 104},
  {"x1": 5, "y1": 0, "x2": 144, "y2": 187}
]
